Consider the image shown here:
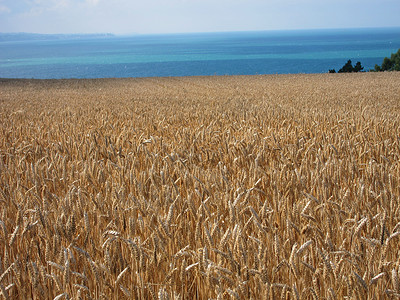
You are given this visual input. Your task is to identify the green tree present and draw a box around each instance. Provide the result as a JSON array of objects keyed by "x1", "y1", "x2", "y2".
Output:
[
  {"x1": 338, "y1": 60, "x2": 354, "y2": 73},
  {"x1": 336, "y1": 60, "x2": 364, "y2": 73},
  {"x1": 353, "y1": 61, "x2": 364, "y2": 72},
  {"x1": 374, "y1": 64, "x2": 381, "y2": 72},
  {"x1": 390, "y1": 49, "x2": 400, "y2": 71},
  {"x1": 381, "y1": 57, "x2": 394, "y2": 71},
  {"x1": 373, "y1": 49, "x2": 400, "y2": 71}
]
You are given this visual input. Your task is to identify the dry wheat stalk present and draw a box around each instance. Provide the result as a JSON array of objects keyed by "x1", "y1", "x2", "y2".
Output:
[{"x1": 0, "y1": 73, "x2": 399, "y2": 299}]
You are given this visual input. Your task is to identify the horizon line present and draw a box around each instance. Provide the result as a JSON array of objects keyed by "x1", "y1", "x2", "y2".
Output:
[{"x1": 1, "y1": 25, "x2": 400, "y2": 37}]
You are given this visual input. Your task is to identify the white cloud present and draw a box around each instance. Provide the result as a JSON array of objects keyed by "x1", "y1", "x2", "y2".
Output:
[
  {"x1": 0, "y1": 4, "x2": 10, "y2": 13},
  {"x1": 21, "y1": 0, "x2": 70, "y2": 14},
  {"x1": 1, "y1": 0, "x2": 399, "y2": 34},
  {"x1": 85, "y1": 0, "x2": 100, "y2": 5}
]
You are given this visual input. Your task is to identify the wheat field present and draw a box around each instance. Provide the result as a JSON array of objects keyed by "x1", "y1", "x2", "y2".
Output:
[{"x1": 1, "y1": 72, "x2": 400, "y2": 299}]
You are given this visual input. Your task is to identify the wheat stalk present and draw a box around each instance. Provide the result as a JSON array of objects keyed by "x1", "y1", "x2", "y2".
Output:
[{"x1": 1, "y1": 73, "x2": 400, "y2": 299}]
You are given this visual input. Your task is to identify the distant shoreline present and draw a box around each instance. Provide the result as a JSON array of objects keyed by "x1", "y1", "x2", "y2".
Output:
[
  {"x1": 0, "y1": 32, "x2": 115, "y2": 42},
  {"x1": 2, "y1": 26, "x2": 400, "y2": 39}
]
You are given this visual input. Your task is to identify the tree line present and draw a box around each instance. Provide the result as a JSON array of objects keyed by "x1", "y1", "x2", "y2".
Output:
[{"x1": 329, "y1": 48, "x2": 400, "y2": 73}]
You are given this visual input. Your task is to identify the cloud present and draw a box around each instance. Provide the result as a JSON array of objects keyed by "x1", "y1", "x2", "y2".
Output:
[
  {"x1": 19, "y1": 0, "x2": 70, "y2": 15},
  {"x1": 85, "y1": 0, "x2": 100, "y2": 6},
  {"x1": 0, "y1": 4, "x2": 10, "y2": 13},
  {"x1": 1, "y1": 0, "x2": 399, "y2": 34}
]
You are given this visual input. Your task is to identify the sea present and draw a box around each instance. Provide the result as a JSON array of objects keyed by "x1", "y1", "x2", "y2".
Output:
[{"x1": 1, "y1": 27, "x2": 400, "y2": 79}]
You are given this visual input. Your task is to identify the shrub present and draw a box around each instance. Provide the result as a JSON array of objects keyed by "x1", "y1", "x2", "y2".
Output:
[
  {"x1": 373, "y1": 49, "x2": 400, "y2": 71},
  {"x1": 337, "y1": 60, "x2": 364, "y2": 73}
]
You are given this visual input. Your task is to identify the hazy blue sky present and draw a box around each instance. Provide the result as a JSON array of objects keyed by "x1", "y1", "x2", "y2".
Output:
[{"x1": 1, "y1": 0, "x2": 399, "y2": 34}]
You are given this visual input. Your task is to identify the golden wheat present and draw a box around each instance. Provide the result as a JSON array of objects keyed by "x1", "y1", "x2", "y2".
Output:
[{"x1": 0, "y1": 72, "x2": 400, "y2": 299}]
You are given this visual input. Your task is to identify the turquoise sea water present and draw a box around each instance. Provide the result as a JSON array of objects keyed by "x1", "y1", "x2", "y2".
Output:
[{"x1": 1, "y1": 28, "x2": 400, "y2": 79}]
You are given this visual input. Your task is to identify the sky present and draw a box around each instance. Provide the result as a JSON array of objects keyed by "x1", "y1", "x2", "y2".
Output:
[{"x1": 0, "y1": 0, "x2": 399, "y2": 35}]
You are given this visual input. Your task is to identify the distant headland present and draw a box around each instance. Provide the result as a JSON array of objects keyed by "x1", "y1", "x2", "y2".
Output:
[{"x1": 0, "y1": 32, "x2": 115, "y2": 42}]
